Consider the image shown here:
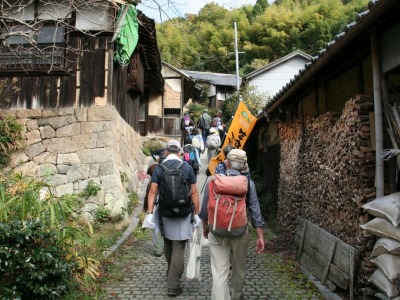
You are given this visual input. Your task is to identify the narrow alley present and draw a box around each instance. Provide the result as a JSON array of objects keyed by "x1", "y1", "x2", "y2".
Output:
[{"x1": 101, "y1": 152, "x2": 332, "y2": 300}]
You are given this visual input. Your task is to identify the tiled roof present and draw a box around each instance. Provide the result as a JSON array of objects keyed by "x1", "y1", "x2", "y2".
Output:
[{"x1": 183, "y1": 70, "x2": 239, "y2": 87}]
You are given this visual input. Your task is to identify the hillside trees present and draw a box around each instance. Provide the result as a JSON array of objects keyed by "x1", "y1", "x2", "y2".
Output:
[{"x1": 156, "y1": 0, "x2": 370, "y2": 74}]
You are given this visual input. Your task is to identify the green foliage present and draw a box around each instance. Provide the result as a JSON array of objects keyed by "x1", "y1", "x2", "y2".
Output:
[
  {"x1": 142, "y1": 147, "x2": 151, "y2": 156},
  {"x1": 142, "y1": 139, "x2": 164, "y2": 152},
  {"x1": 120, "y1": 172, "x2": 127, "y2": 183},
  {"x1": 0, "y1": 115, "x2": 23, "y2": 165},
  {"x1": 0, "y1": 171, "x2": 100, "y2": 297},
  {"x1": 95, "y1": 207, "x2": 111, "y2": 224},
  {"x1": 157, "y1": 0, "x2": 369, "y2": 74},
  {"x1": 187, "y1": 102, "x2": 207, "y2": 123},
  {"x1": 0, "y1": 220, "x2": 75, "y2": 299},
  {"x1": 222, "y1": 85, "x2": 268, "y2": 130},
  {"x1": 127, "y1": 191, "x2": 139, "y2": 215},
  {"x1": 80, "y1": 180, "x2": 101, "y2": 198}
]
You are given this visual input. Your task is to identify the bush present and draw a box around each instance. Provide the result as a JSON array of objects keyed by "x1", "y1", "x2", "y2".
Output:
[
  {"x1": 95, "y1": 207, "x2": 111, "y2": 224},
  {"x1": 142, "y1": 147, "x2": 151, "y2": 156},
  {"x1": 0, "y1": 115, "x2": 23, "y2": 165},
  {"x1": 142, "y1": 139, "x2": 164, "y2": 152},
  {"x1": 0, "y1": 220, "x2": 75, "y2": 299}
]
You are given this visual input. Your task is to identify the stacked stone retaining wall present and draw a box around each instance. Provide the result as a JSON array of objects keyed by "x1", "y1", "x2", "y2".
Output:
[{"x1": 1, "y1": 106, "x2": 147, "y2": 220}]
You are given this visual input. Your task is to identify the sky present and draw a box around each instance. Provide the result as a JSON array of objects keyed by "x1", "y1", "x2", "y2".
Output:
[{"x1": 137, "y1": 0, "x2": 258, "y2": 23}]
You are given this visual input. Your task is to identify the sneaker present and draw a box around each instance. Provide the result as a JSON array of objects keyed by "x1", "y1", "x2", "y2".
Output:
[
  {"x1": 167, "y1": 287, "x2": 183, "y2": 297},
  {"x1": 154, "y1": 250, "x2": 163, "y2": 257}
]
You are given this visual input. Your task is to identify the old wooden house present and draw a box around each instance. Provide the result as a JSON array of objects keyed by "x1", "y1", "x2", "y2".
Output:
[
  {"x1": 183, "y1": 70, "x2": 238, "y2": 111},
  {"x1": 143, "y1": 62, "x2": 196, "y2": 137},
  {"x1": 0, "y1": 1, "x2": 164, "y2": 219},
  {"x1": 0, "y1": 0, "x2": 163, "y2": 132},
  {"x1": 250, "y1": 0, "x2": 400, "y2": 297}
]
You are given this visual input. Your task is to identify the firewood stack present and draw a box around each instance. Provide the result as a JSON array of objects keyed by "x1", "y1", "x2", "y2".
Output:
[
  {"x1": 277, "y1": 121, "x2": 302, "y2": 237},
  {"x1": 277, "y1": 95, "x2": 376, "y2": 285}
]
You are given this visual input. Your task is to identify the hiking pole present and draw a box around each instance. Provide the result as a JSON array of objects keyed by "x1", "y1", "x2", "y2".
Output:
[{"x1": 201, "y1": 176, "x2": 209, "y2": 194}]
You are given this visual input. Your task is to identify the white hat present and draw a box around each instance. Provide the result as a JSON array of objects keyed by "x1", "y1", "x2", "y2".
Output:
[
  {"x1": 209, "y1": 127, "x2": 217, "y2": 134},
  {"x1": 227, "y1": 149, "x2": 247, "y2": 163},
  {"x1": 166, "y1": 139, "x2": 181, "y2": 151}
]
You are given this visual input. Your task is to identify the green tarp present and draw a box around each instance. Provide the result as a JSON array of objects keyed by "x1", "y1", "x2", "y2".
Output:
[{"x1": 114, "y1": 5, "x2": 139, "y2": 66}]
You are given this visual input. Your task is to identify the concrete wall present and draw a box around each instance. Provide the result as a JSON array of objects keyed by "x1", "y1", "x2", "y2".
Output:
[{"x1": 2, "y1": 106, "x2": 147, "y2": 221}]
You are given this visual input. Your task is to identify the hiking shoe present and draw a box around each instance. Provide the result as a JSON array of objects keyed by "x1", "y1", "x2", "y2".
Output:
[{"x1": 167, "y1": 287, "x2": 183, "y2": 297}]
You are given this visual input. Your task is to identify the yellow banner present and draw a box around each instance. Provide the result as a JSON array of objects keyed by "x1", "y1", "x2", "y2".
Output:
[{"x1": 207, "y1": 101, "x2": 257, "y2": 175}]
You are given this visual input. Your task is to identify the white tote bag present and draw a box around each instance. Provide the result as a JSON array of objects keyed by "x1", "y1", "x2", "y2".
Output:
[{"x1": 186, "y1": 227, "x2": 203, "y2": 281}]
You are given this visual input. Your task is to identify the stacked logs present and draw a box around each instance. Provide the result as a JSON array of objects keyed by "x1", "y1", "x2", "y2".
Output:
[
  {"x1": 277, "y1": 94, "x2": 376, "y2": 287},
  {"x1": 277, "y1": 121, "x2": 302, "y2": 237}
]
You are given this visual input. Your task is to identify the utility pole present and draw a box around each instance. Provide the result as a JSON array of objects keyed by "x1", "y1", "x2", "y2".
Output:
[{"x1": 234, "y1": 22, "x2": 240, "y2": 93}]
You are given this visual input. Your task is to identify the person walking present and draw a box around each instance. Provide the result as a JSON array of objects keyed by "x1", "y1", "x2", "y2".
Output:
[
  {"x1": 201, "y1": 108, "x2": 212, "y2": 144},
  {"x1": 145, "y1": 139, "x2": 201, "y2": 297},
  {"x1": 180, "y1": 112, "x2": 194, "y2": 146},
  {"x1": 189, "y1": 127, "x2": 205, "y2": 155},
  {"x1": 200, "y1": 149, "x2": 265, "y2": 300},
  {"x1": 206, "y1": 127, "x2": 221, "y2": 161}
]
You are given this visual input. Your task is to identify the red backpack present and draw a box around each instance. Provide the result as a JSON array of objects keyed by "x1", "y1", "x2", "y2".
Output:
[{"x1": 207, "y1": 174, "x2": 248, "y2": 237}]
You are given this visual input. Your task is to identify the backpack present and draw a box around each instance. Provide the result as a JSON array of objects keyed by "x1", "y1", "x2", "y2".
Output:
[
  {"x1": 207, "y1": 174, "x2": 249, "y2": 237},
  {"x1": 183, "y1": 145, "x2": 200, "y2": 171},
  {"x1": 181, "y1": 116, "x2": 192, "y2": 130},
  {"x1": 190, "y1": 135, "x2": 202, "y2": 149},
  {"x1": 197, "y1": 117, "x2": 206, "y2": 130},
  {"x1": 206, "y1": 134, "x2": 221, "y2": 149},
  {"x1": 158, "y1": 162, "x2": 192, "y2": 218}
]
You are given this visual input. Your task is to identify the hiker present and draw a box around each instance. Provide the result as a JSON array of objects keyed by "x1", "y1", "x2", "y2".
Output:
[
  {"x1": 183, "y1": 137, "x2": 201, "y2": 177},
  {"x1": 189, "y1": 127, "x2": 205, "y2": 155},
  {"x1": 206, "y1": 127, "x2": 221, "y2": 161},
  {"x1": 215, "y1": 144, "x2": 236, "y2": 175},
  {"x1": 201, "y1": 108, "x2": 212, "y2": 143},
  {"x1": 200, "y1": 149, "x2": 265, "y2": 300},
  {"x1": 180, "y1": 112, "x2": 194, "y2": 146},
  {"x1": 142, "y1": 163, "x2": 163, "y2": 257},
  {"x1": 145, "y1": 139, "x2": 201, "y2": 297}
]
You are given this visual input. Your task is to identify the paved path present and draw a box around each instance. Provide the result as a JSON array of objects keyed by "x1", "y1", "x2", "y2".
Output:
[{"x1": 101, "y1": 151, "x2": 331, "y2": 300}]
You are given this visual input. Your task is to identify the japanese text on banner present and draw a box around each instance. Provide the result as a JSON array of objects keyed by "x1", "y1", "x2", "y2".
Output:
[{"x1": 207, "y1": 101, "x2": 257, "y2": 175}]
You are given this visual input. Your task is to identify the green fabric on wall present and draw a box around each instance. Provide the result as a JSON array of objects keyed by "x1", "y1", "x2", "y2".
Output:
[{"x1": 114, "y1": 5, "x2": 139, "y2": 66}]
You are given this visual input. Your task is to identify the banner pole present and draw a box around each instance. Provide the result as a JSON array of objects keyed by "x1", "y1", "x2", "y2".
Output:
[{"x1": 201, "y1": 176, "x2": 209, "y2": 194}]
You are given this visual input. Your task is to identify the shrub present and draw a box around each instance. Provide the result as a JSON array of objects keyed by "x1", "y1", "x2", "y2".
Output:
[
  {"x1": 127, "y1": 192, "x2": 139, "y2": 215},
  {"x1": 80, "y1": 180, "x2": 101, "y2": 198},
  {"x1": 0, "y1": 220, "x2": 75, "y2": 299},
  {"x1": 0, "y1": 115, "x2": 23, "y2": 165},
  {"x1": 142, "y1": 139, "x2": 164, "y2": 152},
  {"x1": 95, "y1": 207, "x2": 111, "y2": 224},
  {"x1": 142, "y1": 147, "x2": 151, "y2": 156}
]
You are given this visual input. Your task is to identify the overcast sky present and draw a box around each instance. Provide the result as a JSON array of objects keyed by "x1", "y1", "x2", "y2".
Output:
[{"x1": 138, "y1": 0, "x2": 258, "y2": 23}]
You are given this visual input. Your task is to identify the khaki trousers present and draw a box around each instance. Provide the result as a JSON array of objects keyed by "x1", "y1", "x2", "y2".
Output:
[{"x1": 208, "y1": 230, "x2": 250, "y2": 300}]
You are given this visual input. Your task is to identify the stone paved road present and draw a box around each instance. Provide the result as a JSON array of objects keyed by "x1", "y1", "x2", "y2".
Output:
[
  {"x1": 101, "y1": 151, "x2": 329, "y2": 300},
  {"x1": 102, "y1": 229, "x2": 326, "y2": 300}
]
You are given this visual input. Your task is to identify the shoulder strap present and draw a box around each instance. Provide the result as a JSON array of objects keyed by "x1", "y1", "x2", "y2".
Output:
[
  {"x1": 176, "y1": 161, "x2": 185, "y2": 170},
  {"x1": 160, "y1": 161, "x2": 185, "y2": 171},
  {"x1": 159, "y1": 163, "x2": 168, "y2": 172}
]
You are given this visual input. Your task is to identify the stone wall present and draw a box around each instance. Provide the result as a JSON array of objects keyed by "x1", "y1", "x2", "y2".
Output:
[{"x1": 2, "y1": 106, "x2": 147, "y2": 220}]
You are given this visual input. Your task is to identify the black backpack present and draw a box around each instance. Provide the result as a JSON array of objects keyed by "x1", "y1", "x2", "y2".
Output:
[
  {"x1": 197, "y1": 117, "x2": 206, "y2": 130},
  {"x1": 158, "y1": 162, "x2": 192, "y2": 217}
]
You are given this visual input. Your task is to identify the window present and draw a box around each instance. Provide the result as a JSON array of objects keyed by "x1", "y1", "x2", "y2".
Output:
[
  {"x1": 1, "y1": 24, "x2": 66, "y2": 70},
  {"x1": 5, "y1": 24, "x2": 65, "y2": 45},
  {"x1": 164, "y1": 108, "x2": 181, "y2": 116}
]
